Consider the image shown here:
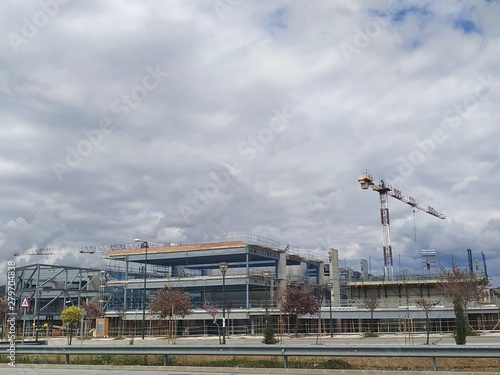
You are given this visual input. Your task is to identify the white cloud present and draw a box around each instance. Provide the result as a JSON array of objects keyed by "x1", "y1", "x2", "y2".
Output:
[{"x1": 1, "y1": 0, "x2": 500, "y2": 285}]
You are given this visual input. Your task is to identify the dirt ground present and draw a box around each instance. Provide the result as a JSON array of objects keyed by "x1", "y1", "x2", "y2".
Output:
[{"x1": 345, "y1": 357, "x2": 500, "y2": 372}]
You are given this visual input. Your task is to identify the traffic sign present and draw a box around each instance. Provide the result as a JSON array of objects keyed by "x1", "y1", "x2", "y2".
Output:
[{"x1": 20, "y1": 296, "x2": 30, "y2": 308}]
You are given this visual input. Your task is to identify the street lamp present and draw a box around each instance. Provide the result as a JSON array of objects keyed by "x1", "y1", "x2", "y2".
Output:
[
  {"x1": 35, "y1": 287, "x2": 43, "y2": 342},
  {"x1": 327, "y1": 282, "x2": 333, "y2": 337},
  {"x1": 135, "y1": 239, "x2": 149, "y2": 339},
  {"x1": 262, "y1": 271, "x2": 270, "y2": 323},
  {"x1": 219, "y1": 262, "x2": 228, "y2": 345}
]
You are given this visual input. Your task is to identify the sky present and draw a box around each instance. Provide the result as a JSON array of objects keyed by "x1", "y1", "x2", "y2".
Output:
[{"x1": 1, "y1": 0, "x2": 499, "y2": 286}]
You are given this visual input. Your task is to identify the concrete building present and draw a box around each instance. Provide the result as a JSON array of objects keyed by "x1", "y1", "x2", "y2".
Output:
[
  {"x1": 6, "y1": 235, "x2": 499, "y2": 337},
  {"x1": 101, "y1": 235, "x2": 499, "y2": 336}
]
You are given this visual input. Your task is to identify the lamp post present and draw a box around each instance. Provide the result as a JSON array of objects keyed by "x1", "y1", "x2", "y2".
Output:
[
  {"x1": 35, "y1": 287, "x2": 43, "y2": 342},
  {"x1": 219, "y1": 262, "x2": 228, "y2": 345},
  {"x1": 262, "y1": 271, "x2": 270, "y2": 324},
  {"x1": 135, "y1": 239, "x2": 149, "y2": 340},
  {"x1": 327, "y1": 282, "x2": 333, "y2": 337}
]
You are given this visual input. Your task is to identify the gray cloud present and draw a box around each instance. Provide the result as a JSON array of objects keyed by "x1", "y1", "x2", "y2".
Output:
[{"x1": 1, "y1": 0, "x2": 500, "y2": 285}]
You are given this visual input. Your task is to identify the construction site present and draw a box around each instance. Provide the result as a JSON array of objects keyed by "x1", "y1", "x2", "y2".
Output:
[{"x1": 4, "y1": 173, "x2": 499, "y2": 338}]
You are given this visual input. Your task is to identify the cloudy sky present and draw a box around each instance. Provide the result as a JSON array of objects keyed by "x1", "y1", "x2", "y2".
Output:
[{"x1": 1, "y1": 0, "x2": 499, "y2": 285}]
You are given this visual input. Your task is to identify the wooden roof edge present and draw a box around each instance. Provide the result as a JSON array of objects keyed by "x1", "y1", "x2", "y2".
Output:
[{"x1": 107, "y1": 240, "x2": 248, "y2": 256}]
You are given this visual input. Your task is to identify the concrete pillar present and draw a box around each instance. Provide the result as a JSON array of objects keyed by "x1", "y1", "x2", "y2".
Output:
[
  {"x1": 328, "y1": 248, "x2": 341, "y2": 307},
  {"x1": 318, "y1": 261, "x2": 325, "y2": 285},
  {"x1": 277, "y1": 252, "x2": 287, "y2": 295}
]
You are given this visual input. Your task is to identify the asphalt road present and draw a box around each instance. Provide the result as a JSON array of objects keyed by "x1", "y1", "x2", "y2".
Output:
[{"x1": 4, "y1": 333, "x2": 500, "y2": 374}]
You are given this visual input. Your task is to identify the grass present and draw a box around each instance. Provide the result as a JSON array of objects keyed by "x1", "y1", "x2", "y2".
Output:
[
  {"x1": 3, "y1": 352, "x2": 500, "y2": 371},
  {"x1": 4, "y1": 354, "x2": 500, "y2": 371},
  {"x1": 2, "y1": 354, "x2": 352, "y2": 369}
]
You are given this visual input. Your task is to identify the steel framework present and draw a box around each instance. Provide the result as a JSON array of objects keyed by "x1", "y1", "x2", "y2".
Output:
[{"x1": 358, "y1": 172, "x2": 445, "y2": 279}]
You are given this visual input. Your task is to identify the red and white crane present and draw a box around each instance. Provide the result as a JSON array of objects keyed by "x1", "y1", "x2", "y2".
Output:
[{"x1": 358, "y1": 172, "x2": 445, "y2": 279}]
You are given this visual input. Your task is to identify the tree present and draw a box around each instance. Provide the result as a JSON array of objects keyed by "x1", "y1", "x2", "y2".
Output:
[
  {"x1": 280, "y1": 286, "x2": 320, "y2": 336},
  {"x1": 0, "y1": 298, "x2": 8, "y2": 340},
  {"x1": 114, "y1": 303, "x2": 127, "y2": 338},
  {"x1": 61, "y1": 305, "x2": 82, "y2": 345},
  {"x1": 315, "y1": 284, "x2": 331, "y2": 344},
  {"x1": 81, "y1": 301, "x2": 104, "y2": 336},
  {"x1": 203, "y1": 300, "x2": 222, "y2": 343},
  {"x1": 363, "y1": 291, "x2": 379, "y2": 334},
  {"x1": 149, "y1": 286, "x2": 192, "y2": 344},
  {"x1": 415, "y1": 298, "x2": 441, "y2": 345},
  {"x1": 438, "y1": 266, "x2": 488, "y2": 345},
  {"x1": 225, "y1": 300, "x2": 233, "y2": 336}
]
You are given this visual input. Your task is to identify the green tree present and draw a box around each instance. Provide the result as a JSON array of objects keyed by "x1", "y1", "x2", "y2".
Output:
[
  {"x1": 61, "y1": 305, "x2": 82, "y2": 345},
  {"x1": 149, "y1": 286, "x2": 192, "y2": 344}
]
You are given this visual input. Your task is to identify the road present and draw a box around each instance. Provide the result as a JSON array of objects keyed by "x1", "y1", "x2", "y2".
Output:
[{"x1": 3, "y1": 333, "x2": 500, "y2": 374}]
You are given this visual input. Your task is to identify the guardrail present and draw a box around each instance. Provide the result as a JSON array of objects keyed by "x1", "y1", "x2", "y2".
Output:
[{"x1": 10, "y1": 345, "x2": 500, "y2": 371}]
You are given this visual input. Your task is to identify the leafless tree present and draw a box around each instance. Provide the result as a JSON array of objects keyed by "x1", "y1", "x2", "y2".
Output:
[
  {"x1": 363, "y1": 291, "x2": 379, "y2": 333},
  {"x1": 203, "y1": 300, "x2": 221, "y2": 343},
  {"x1": 149, "y1": 286, "x2": 192, "y2": 344},
  {"x1": 280, "y1": 286, "x2": 320, "y2": 337},
  {"x1": 0, "y1": 298, "x2": 8, "y2": 340},
  {"x1": 114, "y1": 303, "x2": 127, "y2": 338},
  {"x1": 438, "y1": 266, "x2": 488, "y2": 344},
  {"x1": 81, "y1": 301, "x2": 104, "y2": 336},
  {"x1": 415, "y1": 298, "x2": 441, "y2": 345},
  {"x1": 315, "y1": 284, "x2": 331, "y2": 344}
]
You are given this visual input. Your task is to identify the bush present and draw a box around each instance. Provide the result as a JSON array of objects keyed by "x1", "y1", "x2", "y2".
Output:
[
  {"x1": 262, "y1": 321, "x2": 278, "y2": 344},
  {"x1": 453, "y1": 301, "x2": 467, "y2": 345},
  {"x1": 363, "y1": 331, "x2": 379, "y2": 338}
]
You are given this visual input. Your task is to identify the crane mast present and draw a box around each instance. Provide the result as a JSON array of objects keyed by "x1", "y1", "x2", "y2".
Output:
[{"x1": 358, "y1": 172, "x2": 445, "y2": 279}]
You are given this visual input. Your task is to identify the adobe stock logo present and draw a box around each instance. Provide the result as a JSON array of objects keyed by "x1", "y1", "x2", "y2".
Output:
[
  {"x1": 7, "y1": 0, "x2": 71, "y2": 53},
  {"x1": 51, "y1": 65, "x2": 169, "y2": 182},
  {"x1": 213, "y1": 0, "x2": 243, "y2": 21},
  {"x1": 338, "y1": 0, "x2": 399, "y2": 62},
  {"x1": 178, "y1": 107, "x2": 295, "y2": 222},
  {"x1": 385, "y1": 74, "x2": 499, "y2": 184}
]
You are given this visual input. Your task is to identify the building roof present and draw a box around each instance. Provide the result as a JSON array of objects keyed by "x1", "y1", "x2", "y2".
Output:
[{"x1": 107, "y1": 240, "x2": 249, "y2": 257}]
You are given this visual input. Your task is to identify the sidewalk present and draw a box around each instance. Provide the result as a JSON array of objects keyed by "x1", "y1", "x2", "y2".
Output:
[{"x1": 43, "y1": 332, "x2": 500, "y2": 346}]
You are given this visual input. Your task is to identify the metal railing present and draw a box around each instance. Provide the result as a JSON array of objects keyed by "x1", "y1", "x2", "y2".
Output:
[{"x1": 12, "y1": 344, "x2": 500, "y2": 371}]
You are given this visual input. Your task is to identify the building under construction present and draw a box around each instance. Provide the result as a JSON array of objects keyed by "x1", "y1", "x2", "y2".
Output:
[{"x1": 6, "y1": 234, "x2": 500, "y2": 337}]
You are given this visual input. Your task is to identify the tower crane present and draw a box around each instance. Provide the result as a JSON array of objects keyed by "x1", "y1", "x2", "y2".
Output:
[
  {"x1": 357, "y1": 172, "x2": 446, "y2": 280},
  {"x1": 14, "y1": 242, "x2": 166, "y2": 257}
]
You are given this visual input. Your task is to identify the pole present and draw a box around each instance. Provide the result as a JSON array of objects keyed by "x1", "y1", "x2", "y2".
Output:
[
  {"x1": 327, "y1": 283, "x2": 333, "y2": 337},
  {"x1": 218, "y1": 262, "x2": 228, "y2": 345},
  {"x1": 35, "y1": 288, "x2": 42, "y2": 342},
  {"x1": 142, "y1": 242, "x2": 148, "y2": 340},
  {"x1": 265, "y1": 278, "x2": 268, "y2": 321},
  {"x1": 22, "y1": 307, "x2": 27, "y2": 345},
  {"x1": 222, "y1": 270, "x2": 226, "y2": 344},
  {"x1": 329, "y1": 295, "x2": 333, "y2": 337},
  {"x1": 80, "y1": 309, "x2": 85, "y2": 344}
]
